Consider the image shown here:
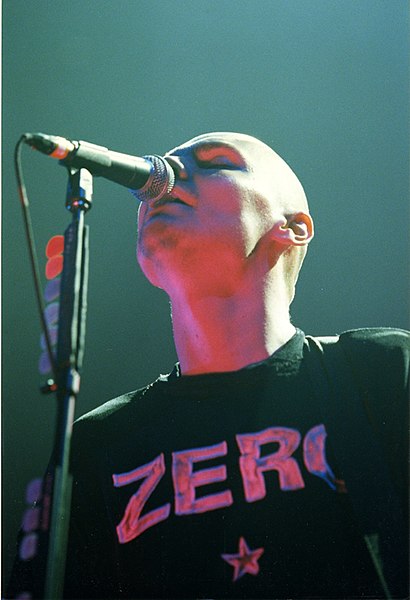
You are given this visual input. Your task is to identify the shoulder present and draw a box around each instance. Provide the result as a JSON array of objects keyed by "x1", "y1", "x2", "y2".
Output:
[
  {"x1": 75, "y1": 369, "x2": 177, "y2": 426},
  {"x1": 332, "y1": 329, "x2": 409, "y2": 437},
  {"x1": 70, "y1": 383, "x2": 160, "y2": 465},
  {"x1": 313, "y1": 327, "x2": 410, "y2": 367},
  {"x1": 70, "y1": 388, "x2": 145, "y2": 454},
  {"x1": 338, "y1": 326, "x2": 410, "y2": 351},
  {"x1": 75, "y1": 388, "x2": 144, "y2": 425},
  {"x1": 310, "y1": 327, "x2": 410, "y2": 368},
  {"x1": 308, "y1": 327, "x2": 409, "y2": 406},
  {"x1": 337, "y1": 327, "x2": 410, "y2": 378},
  {"x1": 72, "y1": 383, "x2": 156, "y2": 445},
  {"x1": 72, "y1": 373, "x2": 173, "y2": 439}
]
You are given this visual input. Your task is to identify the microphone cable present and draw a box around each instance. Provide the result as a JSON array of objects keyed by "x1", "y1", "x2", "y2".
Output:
[{"x1": 14, "y1": 135, "x2": 58, "y2": 384}]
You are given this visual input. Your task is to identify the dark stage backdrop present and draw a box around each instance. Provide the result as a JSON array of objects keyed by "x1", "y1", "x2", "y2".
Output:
[{"x1": 2, "y1": 0, "x2": 409, "y2": 590}]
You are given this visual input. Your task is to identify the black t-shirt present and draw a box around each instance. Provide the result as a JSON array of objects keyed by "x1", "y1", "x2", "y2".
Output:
[
  {"x1": 61, "y1": 328, "x2": 409, "y2": 599},
  {"x1": 7, "y1": 328, "x2": 409, "y2": 599}
]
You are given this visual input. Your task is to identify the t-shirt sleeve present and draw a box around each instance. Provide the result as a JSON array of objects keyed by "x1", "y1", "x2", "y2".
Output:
[{"x1": 338, "y1": 327, "x2": 409, "y2": 517}]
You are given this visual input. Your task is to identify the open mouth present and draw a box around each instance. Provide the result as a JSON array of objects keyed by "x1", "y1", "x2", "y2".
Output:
[
  {"x1": 153, "y1": 196, "x2": 187, "y2": 207},
  {"x1": 145, "y1": 197, "x2": 189, "y2": 219}
]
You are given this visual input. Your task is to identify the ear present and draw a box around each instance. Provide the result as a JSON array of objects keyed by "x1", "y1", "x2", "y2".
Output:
[{"x1": 271, "y1": 212, "x2": 314, "y2": 247}]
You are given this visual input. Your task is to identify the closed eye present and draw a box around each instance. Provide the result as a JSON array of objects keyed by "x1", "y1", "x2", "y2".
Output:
[{"x1": 197, "y1": 158, "x2": 238, "y2": 170}]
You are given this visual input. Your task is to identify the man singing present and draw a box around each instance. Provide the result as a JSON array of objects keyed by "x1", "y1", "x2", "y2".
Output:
[{"x1": 19, "y1": 133, "x2": 410, "y2": 599}]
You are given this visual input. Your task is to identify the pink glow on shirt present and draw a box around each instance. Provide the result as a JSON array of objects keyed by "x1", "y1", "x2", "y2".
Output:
[
  {"x1": 172, "y1": 441, "x2": 233, "y2": 515},
  {"x1": 113, "y1": 453, "x2": 171, "y2": 544}
]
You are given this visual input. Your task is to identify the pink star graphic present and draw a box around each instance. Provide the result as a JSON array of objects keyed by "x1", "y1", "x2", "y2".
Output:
[{"x1": 221, "y1": 536, "x2": 264, "y2": 582}]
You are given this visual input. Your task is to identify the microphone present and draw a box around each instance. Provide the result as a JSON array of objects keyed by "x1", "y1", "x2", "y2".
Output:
[{"x1": 22, "y1": 132, "x2": 175, "y2": 202}]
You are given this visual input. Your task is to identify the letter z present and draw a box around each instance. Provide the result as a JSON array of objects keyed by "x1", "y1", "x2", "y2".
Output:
[{"x1": 113, "y1": 453, "x2": 171, "y2": 544}]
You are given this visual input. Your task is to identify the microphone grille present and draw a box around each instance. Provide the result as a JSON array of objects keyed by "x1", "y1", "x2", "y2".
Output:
[{"x1": 131, "y1": 155, "x2": 175, "y2": 202}]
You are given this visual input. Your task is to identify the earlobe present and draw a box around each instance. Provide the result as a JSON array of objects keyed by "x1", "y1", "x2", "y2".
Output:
[{"x1": 271, "y1": 213, "x2": 314, "y2": 247}]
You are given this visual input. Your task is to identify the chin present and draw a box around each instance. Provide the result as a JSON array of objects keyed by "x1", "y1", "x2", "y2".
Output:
[{"x1": 136, "y1": 233, "x2": 180, "y2": 292}]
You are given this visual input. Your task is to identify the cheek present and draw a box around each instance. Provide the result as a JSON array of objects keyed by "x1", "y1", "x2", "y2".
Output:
[
  {"x1": 239, "y1": 190, "x2": 277, "y2": 253},
  {"x1": 194, "y1": 178, "x2": 261, "y2": 253}
]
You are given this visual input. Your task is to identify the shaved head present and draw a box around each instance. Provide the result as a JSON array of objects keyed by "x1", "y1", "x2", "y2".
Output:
[
  {"x1": 167, "y1": 132, "x2": 310, "y2": 217},
  {"x1": 172, "y1": 132, "x2": 311, "y2": 300}
]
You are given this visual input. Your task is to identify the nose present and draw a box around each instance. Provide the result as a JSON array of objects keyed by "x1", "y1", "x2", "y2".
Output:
[
  {"x1": 164, "y1": 155, "x2": 188, "y2": 181},
  {"x1": 163, "y1": 154, "x2": 197, "y2": 207}
]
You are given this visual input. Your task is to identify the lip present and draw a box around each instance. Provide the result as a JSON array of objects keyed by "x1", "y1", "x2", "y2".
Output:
[
  {"x1": 152, "y1": 196, "x2": 188, "y2": 208},
  {"x1": 154, "y1": 194, "x2": 185, "y2": 206},
  {"x1": 144, "y1": 196, "x2": 191, "y2": 219}
]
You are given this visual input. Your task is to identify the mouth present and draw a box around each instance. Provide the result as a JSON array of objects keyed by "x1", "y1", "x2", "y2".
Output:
[
  {"x1": 151, "y1": 195, "x2": 189, "y2": 208},
  {"x1": 143, "y1": 196, "x2": 190, "y2": 220}
]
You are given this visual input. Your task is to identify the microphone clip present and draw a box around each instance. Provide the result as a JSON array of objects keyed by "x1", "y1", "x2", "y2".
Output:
[{"x1": 65, "y1": 167, "x2": 93, "y2": 213}]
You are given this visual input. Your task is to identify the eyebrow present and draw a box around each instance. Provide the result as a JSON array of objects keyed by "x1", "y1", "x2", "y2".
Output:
[{"x1": 193, "y1": 142, "x2": 246, "y2": 166}]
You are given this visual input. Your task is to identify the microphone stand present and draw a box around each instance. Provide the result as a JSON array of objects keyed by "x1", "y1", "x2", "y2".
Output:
[{"x1": 43, "y1": 167, "x2": 92, "y2": 599}]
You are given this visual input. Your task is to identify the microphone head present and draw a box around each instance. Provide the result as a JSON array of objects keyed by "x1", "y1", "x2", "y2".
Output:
[{"x1": 131, "y1": 155, "x2": 175, "y2": 202}]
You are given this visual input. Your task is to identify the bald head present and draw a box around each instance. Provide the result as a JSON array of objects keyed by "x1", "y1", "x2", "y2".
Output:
[{"x1": 166, "y1": 132, "x2": 310, "y2": 218}]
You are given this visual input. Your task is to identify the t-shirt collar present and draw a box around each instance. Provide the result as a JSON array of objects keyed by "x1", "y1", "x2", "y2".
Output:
[{"x1": 165, "y1": 328, "x2": 305, "y2": 382}]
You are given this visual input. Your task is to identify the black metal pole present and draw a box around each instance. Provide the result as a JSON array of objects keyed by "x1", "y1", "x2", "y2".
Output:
[{"x1": 43, "y1": 168, "x2": 92, "y2": 598}]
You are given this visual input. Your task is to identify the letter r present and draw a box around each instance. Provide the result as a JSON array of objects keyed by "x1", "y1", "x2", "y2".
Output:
[{"x1": 236, "y1": 427, "x2": 305, "y2": 501}]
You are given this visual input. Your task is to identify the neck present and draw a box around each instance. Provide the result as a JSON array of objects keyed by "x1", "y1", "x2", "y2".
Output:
[{"x1": 169, "y1": 278, "x2": 295, "y2": 376}]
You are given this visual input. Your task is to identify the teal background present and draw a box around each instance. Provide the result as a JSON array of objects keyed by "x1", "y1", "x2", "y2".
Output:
[{"x1": 2, "y1": 0, "x2": 409, "y2": 590}]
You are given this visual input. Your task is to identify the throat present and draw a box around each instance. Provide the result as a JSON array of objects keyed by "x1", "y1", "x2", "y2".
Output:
[{"x1": 170, "y1": 294, "x2": 295, "y2": 376}]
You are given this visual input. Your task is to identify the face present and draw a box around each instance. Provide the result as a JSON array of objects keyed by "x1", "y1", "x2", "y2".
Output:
[{"x1": 137, "y1": 132, "x2": 304, "y2": 296}]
